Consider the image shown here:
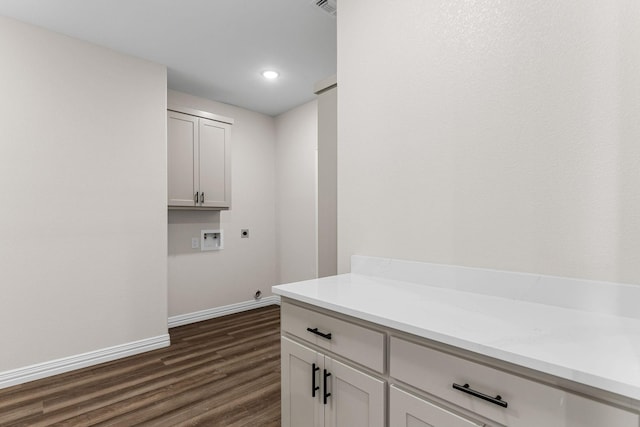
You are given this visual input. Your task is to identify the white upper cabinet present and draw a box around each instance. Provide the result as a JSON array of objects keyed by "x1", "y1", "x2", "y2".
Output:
[{"x1": 167, "y1": 108, "x2": 232, "y2": 209}]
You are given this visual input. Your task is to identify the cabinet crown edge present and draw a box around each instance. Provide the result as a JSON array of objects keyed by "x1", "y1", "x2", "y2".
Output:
[{"x1": 168, "y1": 104, "x2": 234, "y2": 125}]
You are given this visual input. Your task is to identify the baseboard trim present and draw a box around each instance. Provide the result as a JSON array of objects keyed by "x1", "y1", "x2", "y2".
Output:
[
  {"x1": 0, "y1": 297, "x2": 282, "y2": 389},
  {"x1": 168, "y1": 295, "x2": 281, "y2": 328},
  {"x1": 0, "y1": 334, "x2": 170, "y2": 390}
]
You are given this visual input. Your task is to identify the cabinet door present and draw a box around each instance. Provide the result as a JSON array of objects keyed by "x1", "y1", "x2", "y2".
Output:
[
  {"x1": 167, "y1": 111, "x2": 198, "y2": 206},
  {"x1": 198, "y1": 117, "x2": 230, "y2": 208},
  {"x1": 324, "y1": 357, "x2": 385, "y2": 427},
  {"x1": 281, "y1": 337, "x2": 324, "y2": 427},
  {"x1": 390, "y1": 386, "x2": 484, "y2": 427}
]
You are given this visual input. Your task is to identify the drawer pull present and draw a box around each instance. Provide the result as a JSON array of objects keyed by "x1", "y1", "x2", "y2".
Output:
[
  {"x1": 306, "y1": 327, "x2": 332, "y2": 340},
  {"x1": 452, "y1": 383, "x2": 508, "y2": 408},
  {"x1": 311, "y1": 363, "x2": 320, "y2": 397},
  {"x1": 323, "y1": 369, "x2": 332, "y2": 404}
]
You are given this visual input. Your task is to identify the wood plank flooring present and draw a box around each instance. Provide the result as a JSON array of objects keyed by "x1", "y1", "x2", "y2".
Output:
[{"x1": 0, "y1": 305, "x2": 281, "y2": 426}]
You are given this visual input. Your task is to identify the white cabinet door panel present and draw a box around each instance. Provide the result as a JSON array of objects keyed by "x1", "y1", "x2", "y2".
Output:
[
  {"x1": 281, "y1": 337, "x2": 323, "y2": 427},
  {"x1": 390, "y1": 386, "x2": 484, "y2": 427},
  {"x1": 198, "y1": 118, "x2": 229, "y2": 208},
  {"x1": 167, "y1": 111, "x2": 197, "y2": 206},
  {"x1": 325, "y1": 358, "x2": 385, "y2": 427}
]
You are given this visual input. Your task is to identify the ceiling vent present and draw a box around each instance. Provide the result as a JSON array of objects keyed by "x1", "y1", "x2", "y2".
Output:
[{"x1": 312, "y1": 0, "x2": 337, "y2": 17}]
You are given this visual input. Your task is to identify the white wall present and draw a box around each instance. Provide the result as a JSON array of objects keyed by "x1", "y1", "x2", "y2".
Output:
[
  {"x1": 167, "y1": 92, "x2": 319, "y2": 316},
  {"x1": 275, "y1": 100, "x2": 318, "y2": 284},
  {"x1": 337, "y1": 1, "x2": 640, "y2": 284},
  {"x1": 316, "y1": 82, "x2": 337, "y2": 278},
  {"x1": 167, "y1": 90, "x2": 278, "y2": 317},
  {"x1": 0, "y1": 17, "x2": 168, "y2": 372}
]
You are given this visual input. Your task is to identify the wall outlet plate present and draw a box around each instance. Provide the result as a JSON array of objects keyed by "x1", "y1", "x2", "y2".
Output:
[
  {"x1": 191, "y1": 237, "x2": 200, "y2": 249},
  {"x1": 201, "y1": 229, "x2": 223, "y2": 251}
]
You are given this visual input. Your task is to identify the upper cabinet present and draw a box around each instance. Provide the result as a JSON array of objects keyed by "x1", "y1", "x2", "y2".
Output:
[{"x1": 167, "y1": 107, "x2": 233, "y2": 210}]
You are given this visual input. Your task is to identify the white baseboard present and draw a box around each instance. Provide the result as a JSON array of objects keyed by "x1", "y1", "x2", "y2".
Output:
[
  {"x1": 168, "y1": 295, "x2": 281, "y2": 328},
  {"x1": 0, "y1": 297, "x2": 281, "y2": 389},
  {"x1": 0, "y1": 334, "x2": 170, "y2": 390}
]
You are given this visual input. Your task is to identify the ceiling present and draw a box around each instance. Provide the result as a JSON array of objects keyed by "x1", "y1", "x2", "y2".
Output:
[{"x1": 0, "y1": 0, "x2": 337, "y2": 116}]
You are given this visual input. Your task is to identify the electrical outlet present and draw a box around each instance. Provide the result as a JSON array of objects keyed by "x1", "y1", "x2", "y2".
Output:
[
  {"x1": 191, "y1": 237, "x2": 199, "y2": 249},
  {"x1": 241, "y1": 229, "x2": 250, "y2": 238}
]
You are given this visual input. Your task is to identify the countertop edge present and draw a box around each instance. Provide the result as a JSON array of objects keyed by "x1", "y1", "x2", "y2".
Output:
[{"x1": 272, "y1": 284, "x2": 640, "y2": 403}]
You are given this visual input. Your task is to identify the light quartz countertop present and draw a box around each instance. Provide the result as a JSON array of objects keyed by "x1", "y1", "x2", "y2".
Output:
[{"x1": 273, "y1": 271, "x2": 640, "y2": 402}]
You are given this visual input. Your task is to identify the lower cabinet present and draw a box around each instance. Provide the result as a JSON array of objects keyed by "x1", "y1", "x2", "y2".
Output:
[
  {"x1": 281, "y1": 336, "x2": 385, "y2": 427},
  {"x1": 390, "y1": 386, "x2": 483, "y2": 427},
  {"x1": 390, "y1": 337, "x2": 639, "y2": 427},
  {"x1": 279, "y1": 300, "x2": 640, "y2": 427}
]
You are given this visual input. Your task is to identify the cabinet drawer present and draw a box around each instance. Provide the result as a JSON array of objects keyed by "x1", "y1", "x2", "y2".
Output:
[
  {"x1": 390, "y1": 385, "x2": 484, "y2": 427},
  {"x1": 390, "y1": 337, "x2": 638, "y2": 427},
  {"x1": 281, "y1": 302, "x2": 384, "y2": 373}
]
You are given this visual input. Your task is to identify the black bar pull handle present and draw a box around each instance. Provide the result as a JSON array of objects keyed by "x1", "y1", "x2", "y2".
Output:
[
  {"x1": 200, "y1": 192, "x2": 204, "y2": 203},
  {"x1": 194, "y1": 192, "x2": 198, "y2": 204},
  {"x1": 452, "y1": 383, "x2": 508, "y2": 408},
  {"x1": 311, "y1": 363, "x2": 320, "y2": 397},
  {"x1": 323, "y1": 369, "x2": 332, "y2": 405},
  {"x1": 306, "y1": 327, "x2": 332, "y2": 340}
]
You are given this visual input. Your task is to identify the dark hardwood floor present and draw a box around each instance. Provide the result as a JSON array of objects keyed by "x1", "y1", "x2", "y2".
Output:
[{"x1": 0, "y1": 305, "x2": 281, "y2": 426}]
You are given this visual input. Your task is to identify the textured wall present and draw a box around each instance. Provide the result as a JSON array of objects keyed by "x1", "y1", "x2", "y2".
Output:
[{"x1": 337, "y1": 1, "x2": 640, "y2": 283}]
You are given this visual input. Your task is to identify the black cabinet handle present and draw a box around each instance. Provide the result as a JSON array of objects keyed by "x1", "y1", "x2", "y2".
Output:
[
  {"x1": 323, "y1": 369, "x2": 331, "y2": 405},
  {"x1": 311, "y1": 363, "x2": 320, "y2": 397},
  {"x1": 306, "y1": 327, "x2": 332, "y2": 340},
  {"x1": 194, "y1": 192, "x2": 198, "y2": 203},
  {"x1": 200, "y1": 192, "x2": 204, "y2": 203},
  {"x1": 452, "y1": 383, "x2": 508, "y2": 408}
]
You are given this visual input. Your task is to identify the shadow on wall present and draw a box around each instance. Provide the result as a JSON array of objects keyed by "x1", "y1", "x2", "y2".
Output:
[{"x1": 168, "y1": 210, "x2": 221, "y2": 255}]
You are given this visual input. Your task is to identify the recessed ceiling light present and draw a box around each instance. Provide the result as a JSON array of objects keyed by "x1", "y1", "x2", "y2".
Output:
[{"x1": 262, "y1": 70, "x2": 279, "y2": 79}]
